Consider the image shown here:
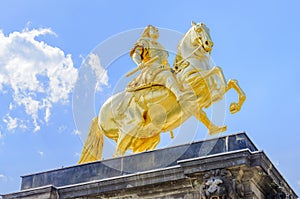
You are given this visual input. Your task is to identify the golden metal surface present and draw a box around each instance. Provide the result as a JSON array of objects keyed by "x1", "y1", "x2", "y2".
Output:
[{"x1": 78, "y1": 22, "x2": 246, "y2": 164}]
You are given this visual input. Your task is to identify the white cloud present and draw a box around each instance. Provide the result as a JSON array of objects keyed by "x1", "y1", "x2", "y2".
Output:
[
  {"x1": 298, "y1": 180, "x2": 300, "y2": 186},
  {"x1": 9, "y1": 103, "x2": 13, "y2": 110},
  {"x1": 58, "y1": 125, "x2": 67, "y2": 133},
  {"x1": 44, "y1": 105, "x2": 51, "y2": 123},
  {"x1": 0, "y1": 27, "x2": 78, "y2": 132},
  {"x1": 37, "y1": 150, "x2": 44, "y2": 157},
  {"x1": 2, "y1": 114, "x2": 28, "y2": 132},
  {"x1": 3, "y1": 114, "x2": 18, "y2": 131},
  {"x1": 87, "y1": 53, "x2": 108, "y2": 91},
  {"x1": 73, "y1": 129, "x2": 81, "y2": 135},
  {"x1": 74, "y1": 152, "x2": 81, "y2": 157},
  {"x1": 0, "y1": 132, "x2": 4, "y2": 146}
]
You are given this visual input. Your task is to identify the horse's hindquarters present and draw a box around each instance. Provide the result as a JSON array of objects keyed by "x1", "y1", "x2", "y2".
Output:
[
  {"x1": 98, "y1": 87, "x2": 185, "y2": 143},
  {"x1": 96, "y1": 86, "x2": 189, "y2": 156},
  {"x1": 98, "y1": 92, "x2": 127, "y2": 142},
  {"x1": 126, "y1": 86, "x2": 184, "y2": 137}
]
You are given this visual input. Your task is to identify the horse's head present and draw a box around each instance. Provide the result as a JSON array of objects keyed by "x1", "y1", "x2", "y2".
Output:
[
  {"x1": 190, "y1": 21, "x2": 214, "y2": 54},
  {"x1": 174, "y1": 21, "x2": 214, "y2": 72}
]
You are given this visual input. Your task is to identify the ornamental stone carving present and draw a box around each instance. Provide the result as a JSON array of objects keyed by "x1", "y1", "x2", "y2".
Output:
[{"x1": 199, "y1": 169, "x2": 244, "y2": 199}]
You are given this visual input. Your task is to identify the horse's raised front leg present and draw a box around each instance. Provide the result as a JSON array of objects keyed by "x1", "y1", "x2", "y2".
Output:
[
  {"x1": 195, "y1": 109, "x2": 227, "y2": 135},
  {"x1": 226, "y1": 79, "x2": 246, "y2": 114}
]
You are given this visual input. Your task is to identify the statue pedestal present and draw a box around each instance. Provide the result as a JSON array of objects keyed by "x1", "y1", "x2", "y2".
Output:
[{"x1": 2, "y1": 132, "x2": 297, "y2": 198}]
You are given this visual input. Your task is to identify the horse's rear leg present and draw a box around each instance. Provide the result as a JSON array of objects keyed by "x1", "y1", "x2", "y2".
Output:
[
  {"x1": 226, "y1": 79, "x2": 246, "y2": 114},
  {"x1": 132, "y1": 135, "x2": 160, "y2": 153},
  {"x1": 113, "y1": 133, "x2": 131, "y2": 157},
  {"x1": 114, "y1": 132, "x2": 161, "y2": 156},
  {"x1": 195, "y1": 109, "x2": 227, "y2": 135}
]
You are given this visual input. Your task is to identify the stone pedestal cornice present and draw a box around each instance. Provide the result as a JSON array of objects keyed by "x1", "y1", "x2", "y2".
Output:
[{"x1": 1, "y1": 133, "x2": 297, "y2": 199}]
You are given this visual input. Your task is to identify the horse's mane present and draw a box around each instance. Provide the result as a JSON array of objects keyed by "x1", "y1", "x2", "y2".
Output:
[{"x1": 177, "y1": 27, "x2": 197, "y2": 49}]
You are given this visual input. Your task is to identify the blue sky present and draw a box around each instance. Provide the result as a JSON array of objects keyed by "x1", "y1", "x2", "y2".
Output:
[{"x1": 0, "y1": 0, "x2": 300, "y2": 195}]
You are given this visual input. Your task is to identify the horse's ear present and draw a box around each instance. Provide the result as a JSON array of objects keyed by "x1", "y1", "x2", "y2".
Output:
[{"x1": 191, "y1": 21, "x2": 197, "y2": 27}]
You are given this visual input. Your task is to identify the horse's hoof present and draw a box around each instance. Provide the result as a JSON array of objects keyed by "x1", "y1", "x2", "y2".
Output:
[
  {"x1": 209, "y1": 125, "x2": 227, "y2": 135},
  {"x1": 230, "y1": 103, "x2": 240, "y2": 114},
  {"x1": 113, "y1": 152, "x2": 122, "y2": 157}
]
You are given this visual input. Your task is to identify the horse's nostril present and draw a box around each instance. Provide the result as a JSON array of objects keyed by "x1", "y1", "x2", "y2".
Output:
[{"x1": 205, "y1": 41, "x2": 209, "y2": 45}]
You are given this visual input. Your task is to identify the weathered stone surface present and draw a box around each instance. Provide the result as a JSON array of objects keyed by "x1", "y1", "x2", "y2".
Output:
[
  {"x1": 1, "y1": 132, "x2": 298, "y2": 199},
  {"x1": 1, "y1": 186, "x2": 58, "y2": 199}
]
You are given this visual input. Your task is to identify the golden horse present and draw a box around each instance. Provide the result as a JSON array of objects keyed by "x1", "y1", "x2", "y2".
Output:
[{"x1": 78, "y1": 22, "x2": 246, "y2": 164}]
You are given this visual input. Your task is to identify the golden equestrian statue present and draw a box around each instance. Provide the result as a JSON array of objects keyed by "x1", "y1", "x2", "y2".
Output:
[{"x1": 78, "y1": 22, "x2": 246, "y2": 164}]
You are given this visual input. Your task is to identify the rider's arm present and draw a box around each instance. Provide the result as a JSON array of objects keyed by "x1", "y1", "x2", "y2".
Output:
[
  {"x1": 131, "y1": 50, "x2": 143, "y2": 68},
  {"x1": 130, "y1": 39, "x2": 148, "y2": 69}
]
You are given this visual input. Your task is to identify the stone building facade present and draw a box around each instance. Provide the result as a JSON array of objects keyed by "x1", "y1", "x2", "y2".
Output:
[{"x1": 1, "y1": 133, "x2": 297, "y2": 198}]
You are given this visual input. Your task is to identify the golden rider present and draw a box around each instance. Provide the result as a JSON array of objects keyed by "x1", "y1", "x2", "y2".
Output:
[{"x1": 127, "y1": 25, "x2": 185, "y2": 101}]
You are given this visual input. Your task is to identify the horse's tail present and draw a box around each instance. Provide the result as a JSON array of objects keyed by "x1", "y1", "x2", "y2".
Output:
[{"x1": 78, "y1": 116, "x2": 104, "y2": 164}]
